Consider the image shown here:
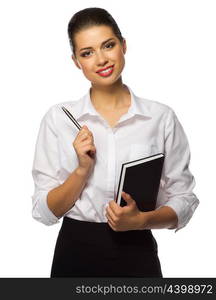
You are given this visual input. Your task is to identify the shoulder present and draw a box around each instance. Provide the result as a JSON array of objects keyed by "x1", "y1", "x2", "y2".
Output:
[
  {"x1": 136, "y1": 94, "x2": 176, "y2": 120},
  {"x1": 47, "y1": 97, "x2": 84, "y2": 115},
  {"x1": 43, "y1": 95, "x2": 85, "y2": 123}
]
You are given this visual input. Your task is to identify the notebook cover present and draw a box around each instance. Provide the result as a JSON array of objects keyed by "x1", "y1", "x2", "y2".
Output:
[{"x1": 116, "y1": 153, "x2": 165, "y2": 212}]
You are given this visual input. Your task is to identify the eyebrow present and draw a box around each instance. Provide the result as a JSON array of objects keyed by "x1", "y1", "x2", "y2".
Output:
[{"x1": 79, "y1": 38, "x2": 115, "y2": 52}]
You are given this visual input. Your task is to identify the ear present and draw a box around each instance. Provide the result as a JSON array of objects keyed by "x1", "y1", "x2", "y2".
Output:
[
  {"x1": 72, "y1": 54, "x2": 82, "y2": 70},
  {"x1": 122, "y1": 38, "x2": 127, "y2": 54}
]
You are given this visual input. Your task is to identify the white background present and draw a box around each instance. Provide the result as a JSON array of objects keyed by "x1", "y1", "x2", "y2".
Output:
[{"x1": 0, "y1": 0, "x2": 215, "y2": 277}]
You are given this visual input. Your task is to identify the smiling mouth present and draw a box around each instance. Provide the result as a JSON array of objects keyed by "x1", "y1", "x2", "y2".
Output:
[{"x1": 96, "y1": 65, "x2": 114, "y2": 77}]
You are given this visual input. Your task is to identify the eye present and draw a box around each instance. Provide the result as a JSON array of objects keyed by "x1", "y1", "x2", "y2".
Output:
[
  {"x1": 105, "y1": 42, "x2": 116, "y2": 49},
  {"x1": 80, "y1": 51, "x2": 93, "y2": 57}
]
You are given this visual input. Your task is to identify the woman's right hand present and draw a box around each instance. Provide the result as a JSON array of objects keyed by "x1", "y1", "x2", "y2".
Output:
[{"x1": 73, "y1": 125, "x2": 96, "y2": 177}]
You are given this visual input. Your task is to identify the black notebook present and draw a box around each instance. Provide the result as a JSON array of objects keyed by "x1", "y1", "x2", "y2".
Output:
[{"x1": 115, "y1": 153, "x2": 165, "y2": 212}]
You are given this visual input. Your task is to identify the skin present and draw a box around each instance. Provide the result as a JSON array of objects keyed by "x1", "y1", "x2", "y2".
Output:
[
  {"x1": 48, "y1": 24, "x2": 178, "y2": 231},
  {"x1": 72, "y1": 25, "x2": 178, "y2": 231},
  {"x1": 72, "y1": 25, "x2": 126, "y2": 93}
]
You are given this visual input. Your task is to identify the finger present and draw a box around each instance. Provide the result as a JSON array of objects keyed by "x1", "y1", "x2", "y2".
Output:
[
  {"x1": 107, "y1": 219, "x2": 116, "y2": 231},
  {"x1": 122, "y1": 191, "x2": 134, "y2": 203},
  {"x1": 76, "y1": 132, "x2": 93, "y2": 143},
  {"x1": 80, "y1": 126, "x2": 93, "y2": 137},
  {"x1": 81, "y1": 125, "x2": 89, "y2": 131},
  {"x1": 109, "y1": 200, "x2": 121, "y2": 215},
  {"x1": 80, "y1": 131, "x2": 88, "y2": 140},
  {"x1": 79, "y1": 137, "x2": 94, "y2": 147},
  {"x1": 106, "y1": 205, "x2": 117, "y2": 223},
  {"x1": 75, "y1": 133, "x2": 94, "y2": 147},
  {"x1": 79, "y1": 145, "x2": 96, "y2": 156},
  {"x1": 73, "y1": 134, "x2": 86, "y2": 146},
  {"x1": 80, "y1": 127, "x2": 93, "y2": 137},
  {"x1": 79, "y1": 139, "x2": 96, "y2": 152}
]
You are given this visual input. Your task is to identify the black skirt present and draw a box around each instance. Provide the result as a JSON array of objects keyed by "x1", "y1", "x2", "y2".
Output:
[{"x1": 50, "y1": 217, "x2": 162, "y2": 277}]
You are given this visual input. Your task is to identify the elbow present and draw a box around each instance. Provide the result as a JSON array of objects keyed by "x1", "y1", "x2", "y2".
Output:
[
  {"x1": 32, "y1": 208, "x2": 58, "y2": 226},
  {"x1": 167, "y1": 194, "x2": 199, "y2": 232},
  {"x1": 32, "y1": 195, "x2": 61, "y2": 226}
]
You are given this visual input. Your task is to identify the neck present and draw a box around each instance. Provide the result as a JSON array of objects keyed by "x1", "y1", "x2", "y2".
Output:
[{"x1": 90, "y1": 78, "x2": 130, "y2": 110}]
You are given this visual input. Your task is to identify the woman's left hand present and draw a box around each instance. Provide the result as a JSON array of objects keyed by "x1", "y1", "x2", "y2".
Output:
[{"x1": 105, "y1": 191, "x2": 147, "y2": 231}]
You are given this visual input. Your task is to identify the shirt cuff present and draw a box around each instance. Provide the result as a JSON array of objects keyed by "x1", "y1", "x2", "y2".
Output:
[
  {"x1": 32, "y1": 190, "x2": 60, "y2": 226},
  {"x1": 163, "y1": 194, "x2": 199, "y2": 232}
]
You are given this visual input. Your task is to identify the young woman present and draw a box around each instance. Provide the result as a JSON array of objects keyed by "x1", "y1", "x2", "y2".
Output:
[{"x1": 31, "y1": 7, "x2": 199, "y2": 277}]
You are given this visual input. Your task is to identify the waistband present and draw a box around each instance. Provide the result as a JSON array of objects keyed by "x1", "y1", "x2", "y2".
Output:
[{"x1": 61, "y1": 217, "x2": 157, "y2": 250}]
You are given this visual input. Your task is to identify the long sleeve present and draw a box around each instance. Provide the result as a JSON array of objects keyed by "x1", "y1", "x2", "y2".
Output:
[
  {"x1": 31, "y1": 87, "x2": 199, "y2": 227},
  {"x1": 157, "y1": 108, "x2": 199, "y2": 231},
  {"x1": 31, "y1": 107, "x2": 61, "y2": 225}
]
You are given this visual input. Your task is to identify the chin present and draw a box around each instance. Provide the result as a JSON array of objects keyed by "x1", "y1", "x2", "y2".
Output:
[
  {"x1": 91, "y1": 72, "x2": 123, "y2": 87},
  {"x1": 92, "y1": 80, "x2": 119, "y2": 89}
]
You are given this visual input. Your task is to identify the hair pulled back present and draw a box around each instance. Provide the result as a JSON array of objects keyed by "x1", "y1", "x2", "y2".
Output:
[{"x1": 68, "y1": 7, "x2": 124, "y2": 55}]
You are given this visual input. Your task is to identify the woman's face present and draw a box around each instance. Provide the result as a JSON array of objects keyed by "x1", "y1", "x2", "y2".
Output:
[{"x1": 72, "y1": 25, "x2": 126, "y2": 87}]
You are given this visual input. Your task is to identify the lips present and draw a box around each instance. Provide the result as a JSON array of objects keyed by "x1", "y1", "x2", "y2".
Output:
[{"x1": 96, "y1": 65, "x2": 114, "y2": 77}]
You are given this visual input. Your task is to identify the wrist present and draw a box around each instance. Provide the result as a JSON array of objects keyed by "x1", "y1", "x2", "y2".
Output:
[
  {"x1": 138, "y1": 206, "x2": 178, "y2": 230},
  {"x1": 137, "y1": 211, "x2": 153, "y2": 230},
  {"x1": 75, "y1": 166, "x2": 90, "y2": 178}
]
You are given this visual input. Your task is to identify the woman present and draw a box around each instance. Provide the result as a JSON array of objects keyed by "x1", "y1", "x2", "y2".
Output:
[{"x1": 31, "y1": 7, "x2": 199, "y2": 277}]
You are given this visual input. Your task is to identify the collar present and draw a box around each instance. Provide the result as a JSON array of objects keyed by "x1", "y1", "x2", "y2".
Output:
[{"x1": 71, "y1": 85, "x2": 152, "y2": 121}]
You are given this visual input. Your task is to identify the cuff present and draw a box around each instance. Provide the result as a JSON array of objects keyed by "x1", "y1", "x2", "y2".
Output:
[
  {"x1": 32, "y1": 190, "x2": 60, "y2": 226},
  {"x1": 164, "y1": 194, "x2": 199, "y2": 232}
]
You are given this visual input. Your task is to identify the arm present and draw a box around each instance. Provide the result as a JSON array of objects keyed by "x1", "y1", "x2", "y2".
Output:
[
  {"x1": 156, "y1": 108, "x2": 199, "y2": 231},
  {"x1": 106, "y1": 192, "x2": 178, "y2": 231},
  {"x1": 47, "y1": 126, "x2": 96, "y2": 217},
  {"x1": 47, "y1": 125, "x2": 96, "y2": 217},
  {"x1": 32, "y1": 106, "x2": 95, "y2": 225},
  {"x1": 139, "y1": 206, "x2": 178, "y2": 230},
  {"x1": 47, "y1": 167, "x2": 89, "y2": 217},
  {"x1": 106, "y1": 108, "x2": 199, "y2": 232}
]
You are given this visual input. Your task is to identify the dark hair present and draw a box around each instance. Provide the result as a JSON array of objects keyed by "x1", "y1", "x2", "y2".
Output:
[{"x1": 67, "y1": 7, "x2": 124, "y2": 55}]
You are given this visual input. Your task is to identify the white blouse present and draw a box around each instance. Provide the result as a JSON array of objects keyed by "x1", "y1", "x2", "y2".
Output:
[{"x1": 31, "y1": 85, "x2": 199, "y2": 231}]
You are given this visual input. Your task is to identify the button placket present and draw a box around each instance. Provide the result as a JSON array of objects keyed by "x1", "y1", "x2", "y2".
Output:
[{"x1": 106, "y1": 129, "x2": 116, "y2": 201}]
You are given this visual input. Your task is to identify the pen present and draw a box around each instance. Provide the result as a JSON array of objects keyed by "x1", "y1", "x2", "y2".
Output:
[
  {"x1": 61, "y1": 106, "x2": 81, "y2": 130},
  {"x1": 61, "y1": 106, "x2": 95, "y2": 158}
]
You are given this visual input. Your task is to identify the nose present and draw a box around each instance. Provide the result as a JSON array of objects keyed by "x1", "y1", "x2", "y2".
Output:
[{"x1": 96, "y1": 51, "x2": 108, "y2": 66}]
